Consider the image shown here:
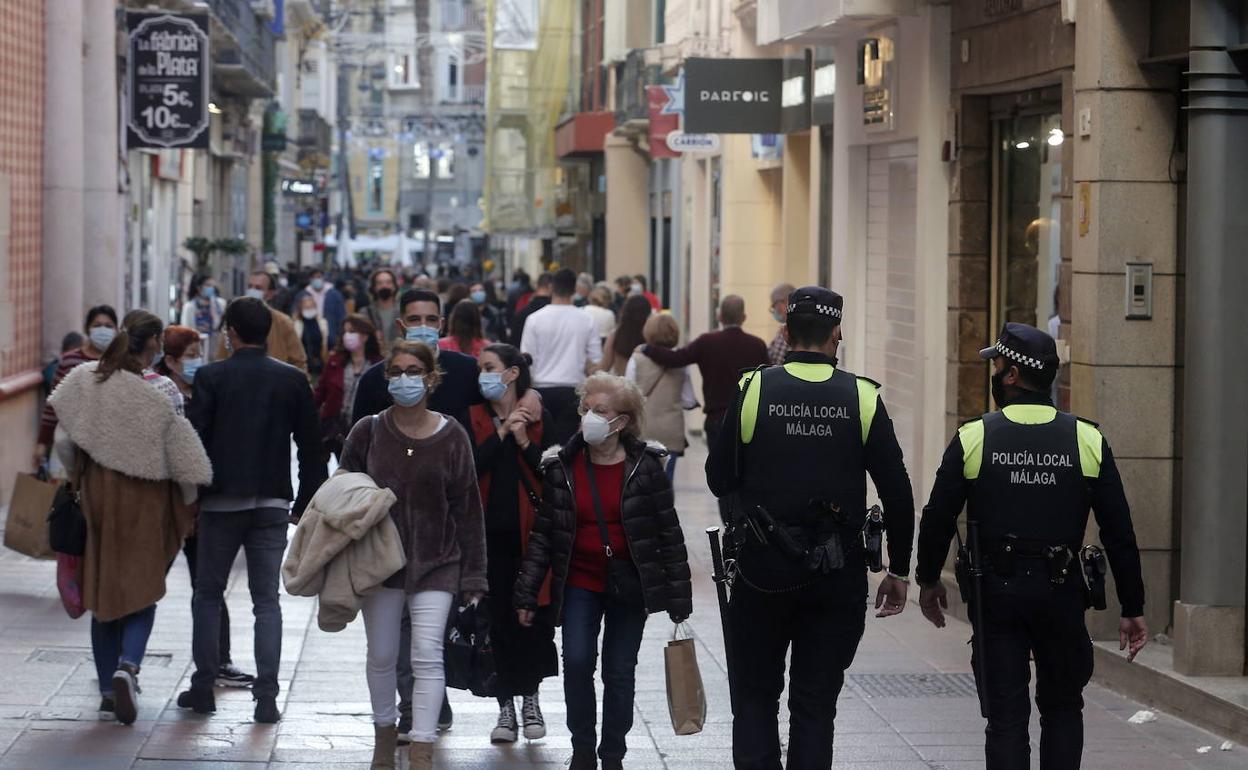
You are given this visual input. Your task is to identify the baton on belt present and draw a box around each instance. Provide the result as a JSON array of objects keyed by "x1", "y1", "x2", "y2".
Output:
[{"x1": 706, "y1": 526, "x2": 736, "y2": 714}]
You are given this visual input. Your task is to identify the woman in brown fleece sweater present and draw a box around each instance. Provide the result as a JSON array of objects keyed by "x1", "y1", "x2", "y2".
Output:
[{"x1": 339, "y1": 341, "x2": 487, "y2": 770}]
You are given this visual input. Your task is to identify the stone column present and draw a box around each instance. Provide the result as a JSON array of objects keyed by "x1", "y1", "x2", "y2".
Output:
[
  {"x1": 81, "y1": 0, "x2": 122, "y2": 310},
  {"x1": 1173, "y1": 0, "x2": 1248, "y2": 676},
  {"x1": 42, "y1": 0, "x2": 85, "y2": 361},
  {"x1": 1071, "y1": 0, "x2": 1183, "y2": 642}
]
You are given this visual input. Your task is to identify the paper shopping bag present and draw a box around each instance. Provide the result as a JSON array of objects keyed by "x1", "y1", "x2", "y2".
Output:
[
  {"x1": 4, "y1": 472, "x2": 58, "y2": 560},
  {"x1": 664, "y1": 625, "x2": 707, "y2": 735}
]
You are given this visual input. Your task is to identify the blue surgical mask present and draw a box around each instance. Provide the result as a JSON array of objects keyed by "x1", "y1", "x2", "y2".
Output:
[
  {"x1": 404, "y1": 325, "x2": 440, "y2": 346},
  {"x1": 202, "y1": 285, "x2": 217, "y2": 299},
  {"x1": 471, "y1": 290, "x2": 488, "y2": 305},
  {"x1": 388, "y1": 374, "x2": 427, "y2": 407},
  {"x1": 88, "y1": 326, "x2": 116, "y2": 351},
  {"x1": 181, "y1": 356, "x2": 204, "y2": 382},
  {"x1": 310, "y1": 277, "x2": 325, "y2": 291},
  {"x1": 246, "y1": 288, "x2": 266, "y2": 301},
  {"x1": 479, "y1": 372, "x2": 507, "y2": 401},
  {"x1": 771, "y1": 309, "x2": 784, "y2": 324}
]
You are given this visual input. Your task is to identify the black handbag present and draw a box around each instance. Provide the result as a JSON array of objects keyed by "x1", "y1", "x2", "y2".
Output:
[
  {"x1": 444, "y1": 600, "x2": 498, "y2": 697},
  {"x1": 47, "y1": 482, "x2": 86, "y2": 556},
  {"x1": 584, "y1": 458, "x2": 645, "y2": 608}
]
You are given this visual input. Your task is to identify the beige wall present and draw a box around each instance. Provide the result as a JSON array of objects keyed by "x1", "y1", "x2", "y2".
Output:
[
  {"x1": 604, "y1": 134, "x2": 649, "y2": 279},
  {"x1": 719, "y1": 133, "x2": 783, "y2": 343},
  {"x1": 0, "y1": 392, "x2": 39, "y2": 504}
]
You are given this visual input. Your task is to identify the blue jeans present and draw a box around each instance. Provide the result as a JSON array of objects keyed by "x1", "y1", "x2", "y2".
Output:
[
  {"x1": 191, "y1": 508, "x2": 288, "y2": 699},
  {"x1": 91, "y1": 605, "x2": 157, "y2": 696},
  {"x1": 561, "y1": 587, "x2": 648, "y2": 761}
]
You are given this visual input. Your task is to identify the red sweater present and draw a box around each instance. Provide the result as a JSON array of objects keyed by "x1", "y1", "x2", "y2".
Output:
[{"x1": 568, "y1": 456, "x2": 629, "y2": 593}]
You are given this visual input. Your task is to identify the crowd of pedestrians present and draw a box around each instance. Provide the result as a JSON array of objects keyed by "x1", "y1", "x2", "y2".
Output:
[{"x1": 33, "y1": 261, "x2": 799, "y2": 769}]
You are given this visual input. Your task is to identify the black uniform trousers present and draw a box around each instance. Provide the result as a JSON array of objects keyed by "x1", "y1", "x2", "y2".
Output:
[
  {"x1": 728, "y1": 551, "x2": 867, "y2": 770},
  {"x1": 972, "y1": 566, "x2": 1093, "y2": 770}
]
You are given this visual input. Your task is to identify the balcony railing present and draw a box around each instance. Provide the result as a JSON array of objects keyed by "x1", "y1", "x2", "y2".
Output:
[
  {"x1": 208, "y1": 0, "x2": 277, "y2": 97},
  {"x1": 614, "y1": 48, "x2": 660, "y2": 128},
  {"x1": 437, "y1": 0, "x2": 485, "y2": 32}
]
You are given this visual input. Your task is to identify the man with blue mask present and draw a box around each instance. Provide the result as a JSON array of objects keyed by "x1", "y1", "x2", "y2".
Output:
[
  {"x1": 351, "y1": 287, "x2": 544, "y2": 739},
  {"x1": 471, "y1": 281, "x2": 508, "y2": 342},
  {"x1": 302, "y1": 268, "x2": 346, "y2": 347}
]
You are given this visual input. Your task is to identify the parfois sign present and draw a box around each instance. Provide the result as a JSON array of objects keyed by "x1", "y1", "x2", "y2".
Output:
[
  {"x1": 127, "y1": 12, "x2": 210, "y2": 149},
  {"x1": 684, "y1": 58, "x2": 783, "y2": 134}
]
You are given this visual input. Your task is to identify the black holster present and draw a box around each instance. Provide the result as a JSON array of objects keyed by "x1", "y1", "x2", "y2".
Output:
[
  {"x1": 1081, "y1": 545, "x2": 1108, "y2": 610},
  {"x1": 862, "y1": 505, "x2": 885, "y2": 573}
]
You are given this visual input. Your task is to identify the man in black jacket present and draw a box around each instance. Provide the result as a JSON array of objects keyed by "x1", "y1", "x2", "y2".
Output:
[{"x1": 180, "y1": 297, "x2": 326, "y2": 724}]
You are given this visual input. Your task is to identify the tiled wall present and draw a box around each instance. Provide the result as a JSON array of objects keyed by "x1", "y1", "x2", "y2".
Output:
[{"x1": 0, "y1": 0, "x2": 44, "y2": 379}]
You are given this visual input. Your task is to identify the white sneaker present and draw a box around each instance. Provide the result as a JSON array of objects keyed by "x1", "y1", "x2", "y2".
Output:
[
  {"x1": 521, "y1": 694, "x2": 546, "y2": 740},
  {"x1": 490, "y1": 699, "x2": 518, "y2": 744}
]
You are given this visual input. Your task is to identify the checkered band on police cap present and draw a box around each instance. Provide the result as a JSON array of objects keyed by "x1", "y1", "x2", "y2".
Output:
[
  {"x1": 787, "y1": 286, "x2": 844, "y2": 321},
  {"x1": 979, "y1": 322, "x2": 1059, "y2": 371}
]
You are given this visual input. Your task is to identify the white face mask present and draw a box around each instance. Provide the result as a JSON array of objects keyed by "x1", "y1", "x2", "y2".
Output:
[{"x1": 581, "y1": 411, "x2": 622, "y2": 446}]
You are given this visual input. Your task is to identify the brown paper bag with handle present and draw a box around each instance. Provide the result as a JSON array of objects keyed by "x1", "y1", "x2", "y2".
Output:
[
  {"x1": 664, "y1": 623, "x2": 707, "y2": 735},
  {"x1": 4, "y1": 472, "x2": 58, "y2": 560}
]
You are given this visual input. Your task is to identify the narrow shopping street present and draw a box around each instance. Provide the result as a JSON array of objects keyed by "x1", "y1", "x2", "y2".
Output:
[{"x1": 0, "y1": 444, "x2": 1238, "y2": 770}]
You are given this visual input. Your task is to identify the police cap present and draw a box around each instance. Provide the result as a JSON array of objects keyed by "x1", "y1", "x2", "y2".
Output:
[
  {"x1": 787, "y1": 286, "x2": 843, "y2": 325},
  {"x1": 979, "y1": 322, "x2": 1059, "y2": 372}
]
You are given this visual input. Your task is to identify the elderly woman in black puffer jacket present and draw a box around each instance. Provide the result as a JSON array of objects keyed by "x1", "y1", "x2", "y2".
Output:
[{"x1": 514, "y1": 372, "x2": 691, "y2": 770}]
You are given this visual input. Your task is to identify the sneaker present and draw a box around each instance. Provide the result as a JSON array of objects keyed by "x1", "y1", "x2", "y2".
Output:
[
  {"x1": 437, "y1": 696, "x2": 453, "y2": 732},
  {"x1": 490, "y1": 699, "x2": 518, "y2": 744},
  {"x1": 254, "y1": 696, "x2": 281, "y2": 724},
  {"x1": 521, "y1": 694, "x2": 546, "y2": 740},
  {"x1": 98, "y1": 697, "x2": 115, "y2": 722},
  {"x1": 176, "y1": 688, "x2": 216, "y2": 714},
  {"x1": 396, "y1": 713, "x2": 412, "y2": 745},
  {"x1": 110, "y1": 663, "x2": 140, "y2": 726},
  {"x1": 215, "y1": 663, "x2": 255, "y2": 688}
]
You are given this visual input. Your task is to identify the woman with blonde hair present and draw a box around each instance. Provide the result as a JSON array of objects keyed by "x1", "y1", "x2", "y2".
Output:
[
  {"x1": 513, "y1": 373, "x2": 691, "y2": 770},
  {"x1": 48, "y1": 310, "x2": 212, "y2": 725},
  {"x1": 339, "y1": 341, "x2": 487, "y2": 770},
  {"x1": 626, "y1": 313, "x2": 696, "y2": 479}
]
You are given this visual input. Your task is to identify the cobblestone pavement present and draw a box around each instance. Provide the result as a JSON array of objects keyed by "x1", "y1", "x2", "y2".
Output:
[{"x1": 0, "y1": 444, "x2": 1241, "y2": 769}]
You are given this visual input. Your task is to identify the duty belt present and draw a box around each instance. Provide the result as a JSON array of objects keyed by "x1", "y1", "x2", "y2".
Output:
[{"x1": 983, "y1": 535, "x2": 1081, "y2": 585}]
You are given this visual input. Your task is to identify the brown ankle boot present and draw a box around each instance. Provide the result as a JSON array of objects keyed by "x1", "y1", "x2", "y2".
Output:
[
  {"x1": 370, "y1": 723, "x2": 397, "y2": 770},
  {"x1": 408, "y1": 740, "x2": 434, "y2": 770}
]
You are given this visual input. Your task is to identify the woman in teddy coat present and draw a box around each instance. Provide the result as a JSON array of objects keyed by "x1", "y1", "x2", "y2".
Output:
[{"x1": 48, "y1": 309, "x2": 213, "y2": 727}]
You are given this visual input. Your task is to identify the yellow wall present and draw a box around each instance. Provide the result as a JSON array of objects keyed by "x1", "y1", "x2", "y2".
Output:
[
  {"x1": 719, "y1": 133, "x2": 783, "y2": 343},
  {"x1": 349, "y1": 143, "x2": 401, "y2": 226},
  {"x1": 604, "y1": 134, "x2": 650, "y2": 279}
]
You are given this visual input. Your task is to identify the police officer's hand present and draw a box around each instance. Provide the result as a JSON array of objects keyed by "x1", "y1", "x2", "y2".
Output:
[
  {"x1": 918, "y1": 582, "x2": 948, "y2": 628},
  {"x1": 874, "y1": 574, "x2": 908, "y2": 618},
  {"x1": 1119, "y1": 616, "x2": 1149, "y2": 662}
]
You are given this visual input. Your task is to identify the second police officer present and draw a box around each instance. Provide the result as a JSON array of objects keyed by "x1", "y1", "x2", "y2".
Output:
[
  {"x1": 915, "y1": 322, "x2": 1149, "y2": 769},
  {"x1": 706, "y1": 286, "x2": 915, "y2": 770}
]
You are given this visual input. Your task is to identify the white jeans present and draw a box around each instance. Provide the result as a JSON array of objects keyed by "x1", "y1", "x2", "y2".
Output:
[{"x1": 361, "y1": 587, "x2": 453, "y2": 741}]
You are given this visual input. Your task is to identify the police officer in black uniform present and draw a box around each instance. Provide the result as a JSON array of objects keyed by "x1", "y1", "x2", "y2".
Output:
[
  {"x1": 706, "y1": 286, "x2": 915, "y2": 770},
  {"x1": 915, "y1": 322, "x2": 1149, "y2": 770}
]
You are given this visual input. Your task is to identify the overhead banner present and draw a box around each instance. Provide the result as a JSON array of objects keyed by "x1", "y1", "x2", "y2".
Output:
[
  {"x1": 126, "y1": 12, "x2": 210, "y2": 149},
  {"x1": 648, "y1": 86, "x2": 680, "y2": 159},
  {"x1": 684, "y1": 58, "x2": 783, "y2": 134}
]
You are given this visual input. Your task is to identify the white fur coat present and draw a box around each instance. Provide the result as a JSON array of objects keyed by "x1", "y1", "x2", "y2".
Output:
[
  {"x1": 282, "y1": 470, "x2": 405, "y2": 632},
  {"x1": 47, "y1": 362, "x2": 212, "y2": 488}
]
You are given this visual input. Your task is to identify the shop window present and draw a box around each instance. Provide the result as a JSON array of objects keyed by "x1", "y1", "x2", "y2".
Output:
[{"x1": 993, "y1": 110, "x2": 1065, "y2": 399}]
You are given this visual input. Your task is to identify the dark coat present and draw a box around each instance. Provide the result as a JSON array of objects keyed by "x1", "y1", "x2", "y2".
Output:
[
  {"x1": 513, "y1": 433, "x2": 692, "y2": 624},
  {"x1": 188, "y1": 347, "x2": 327, "y2": 519}
]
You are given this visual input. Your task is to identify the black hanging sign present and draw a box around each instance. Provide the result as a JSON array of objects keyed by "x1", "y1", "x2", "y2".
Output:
[
  {"x1": 684, "y1": 58, "x2": 784, "y2": 134},
  {"x1": 126, "y1": 12, "x2": 210, "y2": 149}
]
